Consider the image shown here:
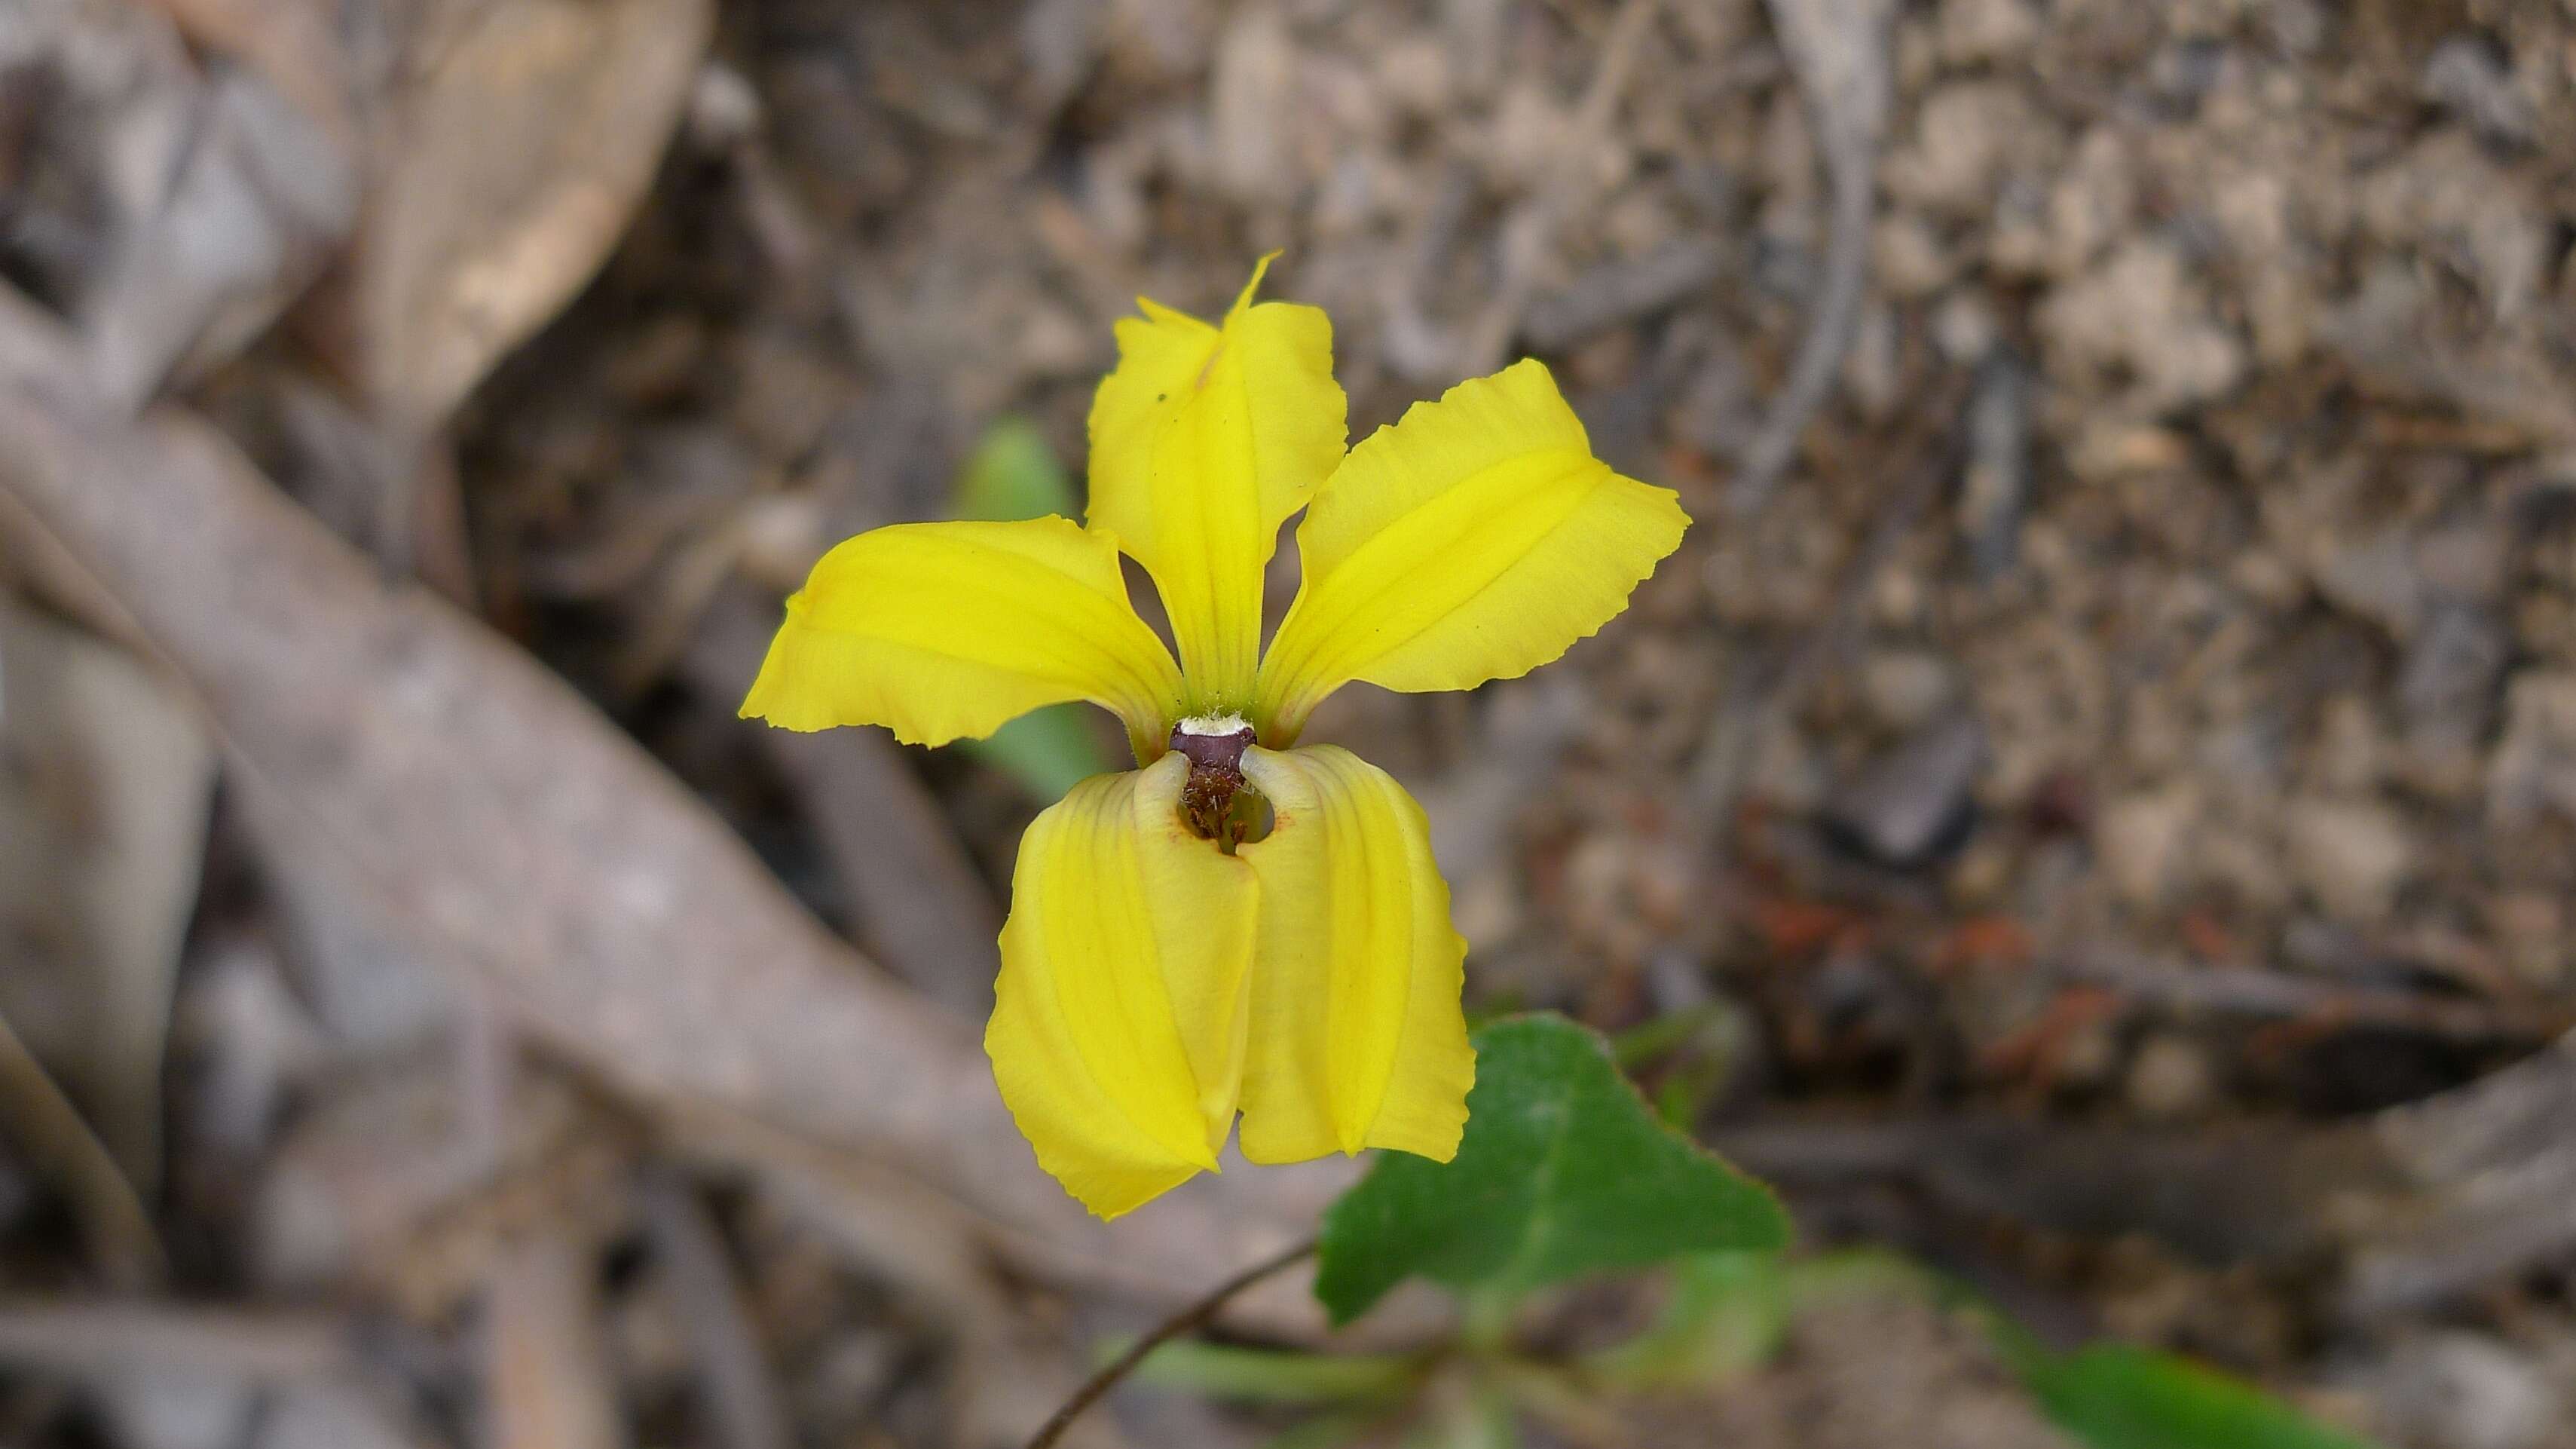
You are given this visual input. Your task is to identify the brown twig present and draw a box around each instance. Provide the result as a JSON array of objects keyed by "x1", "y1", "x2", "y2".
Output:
[
  {"x1": 1455, "y1": 0, "x2": 1663, "y2": 378},
  {"x1": 0, "y1": 1300, "x2": 347, "y2": 1380},
  {"x1": 0, "y1": 1009, "x2": 164, "y2": 1288},
  {"x1": 1730, "y1": 0, "x2": 1893, "y2": 515},
  {"x1": 2054, "y1": 948, "x2": 2571, "y2": 1043},
  {"x1": 637, "y1": 1169, "x2": 794, "y2": 1449},
  {"x1": 483, "y1": 1229, "x2": 622, "y2": 1449},
  {"x1": 686, "y1": 589, "x2": 1004, "y2": 1019},
  {"x1": 1685, "y1": 385, "x2": 1966, "y2": 859},
  {"x1": 1024, "y1": 1237, "x2": 1319, "y2": 1449}
]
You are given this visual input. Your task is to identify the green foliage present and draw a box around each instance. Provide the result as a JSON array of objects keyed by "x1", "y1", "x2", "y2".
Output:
[
  {"x1": 2021, "y1": 1346, "x2": 2380, "y2": 1449},
  {"x1": 948, "y1": 418, "x2": 1110, "y2": 800},
  {"x1": 967, "y1": 705, "x2": 1110, "y2": 801},
  {"x1": 1314, "y1": 1015, "x2": 1791, "y2": 1326},
  {"x1": 954, "y1": 416, "x2": 1078, "y2": 523},
  {"x1": 1609, "y1": 1000, "x2": 1754, "y2": 1130},
  {"x1": 1583, "y1": 1250, "x2": 1794, "y2": 1386}
]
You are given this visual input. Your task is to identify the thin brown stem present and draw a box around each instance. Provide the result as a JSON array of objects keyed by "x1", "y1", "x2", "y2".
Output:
[{"x1": 1024, "y1": 1237, "x2": 1319, "y2": 1449}]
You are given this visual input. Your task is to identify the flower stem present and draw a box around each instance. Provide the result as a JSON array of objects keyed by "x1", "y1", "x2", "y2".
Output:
[{"x1": 1023, "y1": 1237, "x2": 1317, "y2": 1449}]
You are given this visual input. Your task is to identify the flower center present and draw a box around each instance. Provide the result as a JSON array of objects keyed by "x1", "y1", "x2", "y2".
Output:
[{"x1": 1170, "y1": 714, "x2": 1270, "y2": 851}]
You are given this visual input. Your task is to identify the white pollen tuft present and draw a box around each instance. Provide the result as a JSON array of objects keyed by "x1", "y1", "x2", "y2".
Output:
[{"x1": 1174, "y1": 711, "x2": 1253, "y2": 737}]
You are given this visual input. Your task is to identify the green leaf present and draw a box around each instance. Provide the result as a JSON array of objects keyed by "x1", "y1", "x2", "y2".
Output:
[
  {"x1": 2024, "y1": 1346, "x2": 2383, "y2": 1449},
  {"x1": 960, "y1": 703, "x2": 1110, "y2": 802},
  {"x1": 1313, "y1": 1014, "x2": 1791, "y2": 1326},
  {"x1": 954, "y1": 416, "x2": 1077, "y2": 523}
]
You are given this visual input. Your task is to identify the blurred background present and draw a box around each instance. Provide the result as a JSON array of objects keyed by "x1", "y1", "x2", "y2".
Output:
[{"x1": 4, "y1": 0, "x2": 2576, "y2": 1444}]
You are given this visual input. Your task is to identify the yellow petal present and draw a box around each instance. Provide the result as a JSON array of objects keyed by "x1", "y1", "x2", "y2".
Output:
[
  {"x1": 1255, "y1": 360, "x2": 1688, "y2": 740},
  {"x1": 985, "y1": 754, "x2": 1259, "y2": 1217},
  {"x1": 1088, "y1": 255, "x2": 1347, "y2": 706},
  {"x1": 741, "y1": 516, "x2": 1182, "y2": 753},
  {"x1": 1234, "y1": 746, "x2": 1474, "y2": 1163}
]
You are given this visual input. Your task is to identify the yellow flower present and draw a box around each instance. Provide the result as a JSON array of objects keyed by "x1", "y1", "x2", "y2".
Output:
[{"x1": 742, "y1": 257, "x2": 1688, "y2": 1218}]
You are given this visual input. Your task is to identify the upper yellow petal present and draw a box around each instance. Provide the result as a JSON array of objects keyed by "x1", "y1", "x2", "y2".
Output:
[
  {"x1": 1087, "y1": 255, "x2": 1347, "y2": 707},
  {"x1": 1254, "y1": 360, "x2": 1688, "y2": 741},
  {"x1": 740, "y1": 516, "x2": 1182, "y2": 752},
  {"x1": 985, "y1": 754, "x2": 1259, "y2": 1218},
  {"x1": 1234, "y1": 745, "x2": 1474, "y2": 1164}
]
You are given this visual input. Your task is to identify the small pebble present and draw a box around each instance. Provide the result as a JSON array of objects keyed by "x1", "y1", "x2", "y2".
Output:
[
  {"x1": 2125, "y1": 1034, "x2": 2218, "y2": 1120},
  {"x1": 2382, "y1": 1333, "x2": 2558, "y2": 1449},
  {"x1": 2284, "y1": 795, "x2": 2416, "y2": 924}
]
